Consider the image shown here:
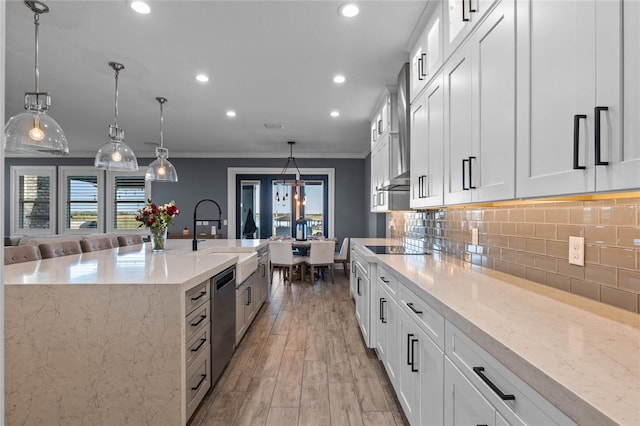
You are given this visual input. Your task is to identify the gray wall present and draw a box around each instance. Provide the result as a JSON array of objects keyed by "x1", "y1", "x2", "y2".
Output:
[{"x1": 5, "y1": 157, "x2": 368, "y2": 240}]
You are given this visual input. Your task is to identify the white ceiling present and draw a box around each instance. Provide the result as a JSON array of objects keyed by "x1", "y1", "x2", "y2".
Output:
[{"x1": 4, "y1": 0, "x2": 426, "y2": 159}]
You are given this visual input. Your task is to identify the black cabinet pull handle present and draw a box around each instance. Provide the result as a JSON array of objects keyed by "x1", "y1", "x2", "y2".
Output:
[
  {"x1": 380, "y1": 277, "x2": 389, "y2": 284},
  {"x1": 191, "y1": 291, "x2": 207, "y2": 301},
  {"x1": 469, "y1": 0, "x2": 477, "y2": 13},
  {"x1": 381, "y1": 299, "x2": 387, "y2": 323},
  {"x1": 190, "y1": 338, "x2": 207, "y2": 352},
  {"x1": 462, "y1": 0, "x2": 469, "y2": 21},
  {"x1": 407, "y1": 302, "x2": 423, "y2": 315},
  {"x1": 595, "y1": 106, "x2": 609, "y2": 165},
  {"x1": 468, "y1": 156, "x2": 477, "y2": 189},
  {"x1": 420, "y1": 52, "x2": 428, "y2": 78},
  {"x1": 352, "y1": 260, "x2": 356, "y2": 275},
  {"x1": 378, "y1": 119, "x2": 383, "y2": 134},
  {"x1": 411, "y1": 338, "x2": 419, "y2": 372},
  {"x1": 357, "y1": 277, "x2": 361, "y2": 295},
  {"x1": 573, "y1": 114, "x2": 587, "y2": 169},
  {"x1": 191, "y1": 374, "x2": 207, "y2": 391},
  {"x1": 191, "y1": 314, "x2": 207, "y2": 327},
  {"x1": 418, "y1": 176, "x2": 423, "y2": 198},
  {"x1": 422, "y1": 175, "x2": 428, "y2": 198},
  {"x1": 260, "y1": 263, "x2": 266, "y2": 277},
  {"x1": 379, "y1": 298, "x2": 384, "y2": 321},
  {"x1": 462, "y1": 158, "x2": 469, "y2": 190},
  {"x1": 473, "y1": 367, "x2": 516, "y2": 401},
  {"x1": 407, "y1": 333, "x2": 414, "y2": 366},
  {"x1": 417, "y1": 57, "x2": 424, "y2": 81},
  {"x1": 246, "y1": 287, "x2": 251, "y2": 305}
]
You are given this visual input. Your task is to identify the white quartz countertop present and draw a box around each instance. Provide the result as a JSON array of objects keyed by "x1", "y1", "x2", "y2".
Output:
[
  {"x1": 352, "y1": 238, "x2": 640, "y2": 426},
  {"x1": 2, "y1": 240, "x2": 254, "y2": 290}
]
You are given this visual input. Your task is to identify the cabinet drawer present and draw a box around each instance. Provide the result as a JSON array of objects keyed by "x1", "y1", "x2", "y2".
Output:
[
  {"x1": 186, "y1": 346, "x2": 211, "y2": 421},
  {"x1": 185, "y1": 280, "x2": 210, "y2": 316},
  {"x1": 185, "y1": 302, "x2": 210, "y2": 343},
  {"x1": 399, "y1": 282, "x2": 444, "y2": 349},
  {"x1": 186, "y1": 323, "x2": 210, "y2": 370},
  {"x1": 445, "y1": 321, "x2": 575, "y2": 425},
  {"x1": 376, "y1": 264, "x2": 398, "y2": 298}
]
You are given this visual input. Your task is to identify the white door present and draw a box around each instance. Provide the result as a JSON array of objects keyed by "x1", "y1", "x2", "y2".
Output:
[
  {"x1": 595, "y1": 0, "x2": 640, "y2": 191},
  {"x1": 470, "y1": 0, "x2": 515, "y2": 202},
  {"x1": 444, "y1": 358, "x2": 496, "y2": 426},
  {"x1": 444, "y1": 42, "x2": 474, "y2": 205},
  {"x1": 516, "y1": 0, "x2": 596, "y2": 197}
]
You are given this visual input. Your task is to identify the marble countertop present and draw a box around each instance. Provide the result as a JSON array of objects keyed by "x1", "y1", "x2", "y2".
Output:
[
  {"x1": 352, "y1": 238, "x2": 640, "y2": 426},
  {"x1": 2, "y1": 240, "x2": 258, "y2": 290}
]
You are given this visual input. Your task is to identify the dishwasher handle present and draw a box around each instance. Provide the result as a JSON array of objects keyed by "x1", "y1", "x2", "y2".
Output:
[{"x1": 213, "y1": 266, "x2": 236, "y2": 291}]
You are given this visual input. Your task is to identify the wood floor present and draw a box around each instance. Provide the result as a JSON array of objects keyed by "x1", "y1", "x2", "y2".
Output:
[{"x1": 190, "y1": 268, "x2": 409, "y2": 426}]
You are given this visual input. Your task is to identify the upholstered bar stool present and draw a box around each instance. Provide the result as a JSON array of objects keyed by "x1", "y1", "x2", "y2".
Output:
[
  {"x1": 39, "y1": 240, "x2": 83, "y2": 259},
  {"x1": 4, "y1": 245, "x2": 41, "y2": 265},
  {"x1": 80, "y1": 237, "x2": 114, "y2": 253},
  {"x1": 117, "y1": 235, "x2": 144, "y2": 247}
]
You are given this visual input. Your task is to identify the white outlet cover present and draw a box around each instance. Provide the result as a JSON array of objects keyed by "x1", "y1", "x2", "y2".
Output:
[{"x1": 568, "y1": 236, "x2": 585, "y2": 266}]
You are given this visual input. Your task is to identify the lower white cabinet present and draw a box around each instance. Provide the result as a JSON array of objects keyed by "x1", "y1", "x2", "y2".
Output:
[
  {"x1": 375, "y1": 280, "x2": 399, "y2": 388},
  {"x1": 354, "y1": 261, "x2": 371, "y2": 347},
  {"x1": 235, "y1": 271, "x2": 257, "y2": 345}
]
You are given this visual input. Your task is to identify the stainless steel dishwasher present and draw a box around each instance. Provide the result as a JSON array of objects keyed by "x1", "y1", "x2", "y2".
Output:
[{"x1": 210, "y1": 265, "x2": 236, "y2": 386}]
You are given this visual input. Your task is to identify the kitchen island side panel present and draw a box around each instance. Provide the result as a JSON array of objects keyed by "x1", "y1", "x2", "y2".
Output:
[{"x1": 5, "y1": 283, "x2": 183, "y2": 426}]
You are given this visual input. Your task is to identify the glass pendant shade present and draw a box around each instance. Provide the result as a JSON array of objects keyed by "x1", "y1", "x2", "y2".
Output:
[
  {"x1": 4, "y1": 109, "x2": 68, "y2": 155},
  {"x1": 146, "y1": 148, "x2": 178, "y2": 182},
  {"x1": 4, "y1": 2, "x2": 68, "y2": 155},
  {"x1": 146, "y1": 97, "x2": 178, "y2": 182}
]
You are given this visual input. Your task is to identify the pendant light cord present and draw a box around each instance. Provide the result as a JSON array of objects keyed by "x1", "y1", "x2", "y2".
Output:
[
  {"x1": 159, "y1": 99, "x2": 165, "y2": 148},
  {"x1": 114, "y1": 67, "x2": 120, "y2": 127},
  {"x1": 33, "y1": 11, "x2": 40, "y2": 92}
]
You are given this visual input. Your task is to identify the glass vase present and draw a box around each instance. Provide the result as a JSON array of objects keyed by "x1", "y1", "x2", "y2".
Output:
[{"x1": 150, "y1": 227, "x2": 167, "y2": 253}]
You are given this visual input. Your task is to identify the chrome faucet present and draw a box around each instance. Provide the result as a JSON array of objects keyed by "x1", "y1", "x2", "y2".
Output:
[{"x1": 192, "y1": 198, "x2": 222, "y2": 251}]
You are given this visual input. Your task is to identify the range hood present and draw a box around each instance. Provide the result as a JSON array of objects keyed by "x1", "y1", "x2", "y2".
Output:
[{"x1": 377, "y1": 63, "x2": 410, "y2": 192}]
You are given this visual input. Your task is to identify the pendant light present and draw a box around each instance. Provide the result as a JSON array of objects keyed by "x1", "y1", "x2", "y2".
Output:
[
  {"x1": 145, "y1": 97, "x2": 178, "y2": 182},
  {"x1": 94, "y1": 62, "x2": 138, "y2": 171},
  {"x1": 274, "y1": 141, "x2": 305, "y2": 202},
  {"x1": 4, "y1": 1, "x2": 68, "y2": 155}
]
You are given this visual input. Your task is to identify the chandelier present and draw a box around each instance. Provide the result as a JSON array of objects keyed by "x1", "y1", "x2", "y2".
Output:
[{"x1": 274, "y1": 141, "x2": 305, "y2": 204}]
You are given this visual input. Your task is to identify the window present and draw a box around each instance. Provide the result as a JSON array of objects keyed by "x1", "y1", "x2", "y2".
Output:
[
  {"x1": 301, "y1": 178, "x2": 327, "y2": 237},
  {"x1": 106, "y1": 172, "x2": 151, "y2": 233},
  {"x1": 58, "y1": 167, "x2": 104, "y2": 234},
  {"x1": 10, "y1": 166, "x2": 57, "y2": 235}
]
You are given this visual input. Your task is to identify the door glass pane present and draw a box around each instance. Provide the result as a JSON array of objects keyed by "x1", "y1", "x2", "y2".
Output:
[
  {"x1": 304, "y1": 180, "x2": 325, "y2": 237},
  {"x1": 66, "y1": 176, "x2": 98, "y2": 229},
  {"x1": 18, "y1": 174, "x2": 50, "y2": 230},
  {"x1": 272, "y1": 182, "x2": 292, "y2": 237},
  {"x1": 240, "y1": 180, "x2": 260, "y2": 239}
]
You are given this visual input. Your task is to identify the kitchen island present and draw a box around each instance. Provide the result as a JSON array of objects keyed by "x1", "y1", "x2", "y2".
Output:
[
  {"x1": 4, "y1": 239, "x2": 267, "y2": 426},
  {"x1": 352, "y1": 238, "x2": 639, "y2": 426}
]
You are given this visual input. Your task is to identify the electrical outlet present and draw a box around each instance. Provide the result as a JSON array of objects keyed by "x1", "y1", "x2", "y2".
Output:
[
  {"x1": 223, "y1": 219, "x2": 228, "y2": 226},
  {"x1": 568, "y1": 236, "x2": 584, "y2": 266},
  {"x1": 471, "y1": 228, "x2": 479, "y2": 245}
]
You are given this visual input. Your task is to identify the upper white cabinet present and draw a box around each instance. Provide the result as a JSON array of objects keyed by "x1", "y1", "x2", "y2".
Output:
[
  {"x1": 410, "y1": 1, "x2": 443, "y2": 102},
  {"x1": 516, "y1": 0, "x2": 640, "y2": 198},
  {"x1": 444, "y1": 0, "x2": 500, "y2": 59},
  {"x1": 444, "y1": 0, "x2": 516, "y2": 205},
  {"x1": 410, "y1": 73, "x2": 445, "y2": 208}
]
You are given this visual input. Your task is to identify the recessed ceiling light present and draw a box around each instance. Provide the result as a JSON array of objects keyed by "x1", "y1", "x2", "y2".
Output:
[
  {"x1": 130, "y1": 1, "x2": 151, "y2": 14},
  {"x1": 330, "y1": 111, "x2": 340, "y2": 118},
  {"x1": 226, "y1": 110, "x2": 236, "y2": 118},
  {"x1": 195, "y1": 74, "x2": 209, "y2": 83},
  {"x1": 333, "y1": 74, "x2": 346, "y2": 84},
  {"x1": 338, "y1": 3, "x2": 359, "y2": 18}
]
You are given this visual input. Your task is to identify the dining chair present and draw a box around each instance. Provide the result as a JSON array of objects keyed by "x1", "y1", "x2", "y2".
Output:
[
  {"x1": 4, "y1": 245, "x2": 41, "y2": 265},
  {"x1": 80, "y1": 237, "x2": 114, "y2": 253},
  {"x1": 117, "y1": 234, "x2": 144, "y2": 247},
  {"x1": 334, "y1": 237, "x2": 350, "y2": 277},
  {"x1": 269, "y1": 241, "x2": 305, "y2": 285},
  {"x1": 305, "y1": 241, "x2": 336, "y2": 284},
  {"x1": 39, "y1": 240, "x2": 83, "y2": 259}
]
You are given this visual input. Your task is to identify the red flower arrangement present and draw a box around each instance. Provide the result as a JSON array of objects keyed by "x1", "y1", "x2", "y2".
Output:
[{"x1": 135, "y1": 199, "x2": 180, "y2": 229}]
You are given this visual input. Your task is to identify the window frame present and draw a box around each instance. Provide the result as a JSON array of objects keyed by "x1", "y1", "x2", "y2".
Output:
[
  {"x1": 106, "y1": 170, "x2": 151, "y2": 234},
  {"x1": 10, "y1": 165, "x2": 57, "y2": 236},
  {"x1": 58, "y1": 166, "x2": 105, "y2": 235}
]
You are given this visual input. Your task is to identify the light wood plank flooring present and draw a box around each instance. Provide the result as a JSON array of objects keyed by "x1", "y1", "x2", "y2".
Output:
[{"x1": 190, "y1": 269, "x2": 408, "y2": 426}]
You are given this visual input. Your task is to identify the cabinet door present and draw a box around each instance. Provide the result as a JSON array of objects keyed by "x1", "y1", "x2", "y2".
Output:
[
  {"x1": 411, "y1": 1, "x2": 443, "y2": 101},
  {"x1": 470, "y1": 0, "x2": 515, "y2": 202},
  {"x1": 370, "y1": 146, "x2": 379, "y2": 212},
  {"x1": 376, "y1": 283, "x2": 399, "y2": 388},
  {"x1": 445, "y1": 0, "x2": 499, "y2": 59},
  {"x1": 235, "y1": 285, "x2": 247, "y2": 345},
  {"x1": 595, "y1": 0, "x2": 640, "y2": 191},
  {"x1": 411, "y1": 74, "x2": 445, "y2": 208},
  {"x1": 444, "y1": 42, "x2": 474, "y2": 205},
  {"x1": 398, "y1": 309, "x2": 421, "y2": 425},
  {"x1": 444, "y1": 358, "x2": 496, "y2": 426},
  {"x1": 516, "y1": 0, "x2": 596, "y2": 197},
  {"x1": 410, "y1": 27, "x2": 429, "y2": 102},
  {"x1": 354, "y1": 266, "x2": 370, "y2": 346}
]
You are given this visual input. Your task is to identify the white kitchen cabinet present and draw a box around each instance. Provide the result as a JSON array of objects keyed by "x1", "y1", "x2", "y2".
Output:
[
  {"x1": 444, "y1": 0, "x2": 515, "y2": 205},
  {"x1": 410, "y1": 73, "x2": 445, "y2": 208},
  {"x1": 444, "y1": 0, "x2": 500, "y2": 59},
  {"x1": 397, "y1": 302, "x2": 445, "y2": 426},
  {"x1": 410, "y1": 1, "x2": 443, "y2": 102},
  {"x1": 354, "y1": 261, "x2": 371, "y2": 347},
  {"x1": 235, "y1": 271, "x2": 257, "y2": 345},
  {"x1": 516, "y1": 0, "x2": 640, "y2": 198},
  {"x1": 375, "y1": 277, "x2": 400, "y2": 390},
  {"x1": 444, "y1": 358, "x2": 499, "y2": 426}
]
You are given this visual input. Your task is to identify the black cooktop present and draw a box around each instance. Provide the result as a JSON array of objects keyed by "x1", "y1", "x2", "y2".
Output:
[{"x1": 365, "y1": 245, "x2": 429, "y2": 255}]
